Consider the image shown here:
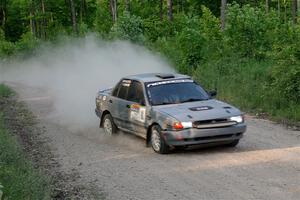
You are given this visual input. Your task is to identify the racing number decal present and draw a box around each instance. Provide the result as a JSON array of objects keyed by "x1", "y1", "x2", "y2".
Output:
[{"x1": 130, "y1": 104, "x2": 146, "y2": 123}]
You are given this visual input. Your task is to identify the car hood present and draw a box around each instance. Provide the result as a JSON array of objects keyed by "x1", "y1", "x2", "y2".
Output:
[{"x1": 153, "y1": 99, "x2": 242, "y2": 122}]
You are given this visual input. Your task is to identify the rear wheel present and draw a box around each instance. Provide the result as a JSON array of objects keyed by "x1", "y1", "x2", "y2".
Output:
[
  {"x1": 151, "y1": 125, "x2": 169, "y2": 154},
  {"x1": 226, "y1": 139, "x2": 240, "y2": 147},
  {"x1": 103, "y1": 114, "x2": 117, "y2": 135}
]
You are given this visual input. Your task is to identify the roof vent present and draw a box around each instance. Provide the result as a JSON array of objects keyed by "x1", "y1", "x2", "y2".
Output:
[{"x1": 155, "y1": 73, "x2": 175, "y2": 79}]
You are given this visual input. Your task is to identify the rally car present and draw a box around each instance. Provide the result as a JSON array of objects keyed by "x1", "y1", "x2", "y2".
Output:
[{"x1": 95, "y1": 73, "x2": 246, "y2": 154}]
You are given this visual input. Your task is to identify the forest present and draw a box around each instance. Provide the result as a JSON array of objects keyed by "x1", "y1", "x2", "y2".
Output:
[{"x1": 0, "y1": 0, "x2": 299, "y2": 124}]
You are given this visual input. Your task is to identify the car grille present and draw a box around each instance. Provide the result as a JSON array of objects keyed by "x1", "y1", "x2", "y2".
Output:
[
  {"x1": 184, "y1": 133, "x2": 242, "y2": 142},
  {"x1": 193, "y1": 118, "x2": 237, "y2": 129}
]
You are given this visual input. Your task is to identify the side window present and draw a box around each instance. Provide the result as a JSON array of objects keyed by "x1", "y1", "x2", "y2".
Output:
[
  {"x1": 117, "y1": 79, "x2": 131, "y2": 100},
  {"x1": 112, "y1": 81, "x2": 121, "y2": 97},
  {"x1": 127, "y1": 81, "x2": 145, "y2": 105}
]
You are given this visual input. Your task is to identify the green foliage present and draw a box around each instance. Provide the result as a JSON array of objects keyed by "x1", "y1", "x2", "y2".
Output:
[
  {"x1": 0, "y1": 113, "x2": 51, "y2": 200},
  {"x1": 194, "y1": 57, "x2": 300, "y2": 122},
  {"x1": 225, "y1": 3, "x2": 280, "y2": 59},
  {"x1": 0, "y1": 0, "x2": 298, "y2": 124},
  {"x1": 0, "y1": 182, "x2": 3, "y2": 199},
  {"x1": 0, "y1": 84, "x2": 14, "y2": 98},
  {"x1": 94, "y1": 0, "x2": 113, "y2": 36},
  {"x1": 110, "y1": 12, "x2": 145, "y2": 43},
  {"x1": 15, "y1": 32, "x2": 39, "y2": 53},
  {"x1": 268, "y1": 65, "x2": 300, "y2": 104},
  {"x1": 0, "y1": 40, "x2": 16, "y2": 57}
]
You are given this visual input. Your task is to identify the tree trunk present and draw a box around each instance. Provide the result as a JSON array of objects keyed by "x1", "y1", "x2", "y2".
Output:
[
  {"x1": 110, "y1": 0, "x2": 117, "y2": 23},
  {"x1": 80, "y1": 0, "x2": 87, "y2": 23},
  {"x1": 30, "y1": 0, "x2": 37, "y2": 37},
  {"x1": 221, "y1": 0, "x2": 227, "y2": 31},
  {"x1": 80, "y1": 0, "x2": 84, "y2": 23},
  {"x1": 167, "y1": 0, "x2": 173, "y2": 21},
  {"x1": 266, "y1": 0, "x2": 270, "y2": 13},
  {"x1": 159, "y1": 0, "x2": 163, "y2": 21},
  {"x1": 0, "y1": 0, "x2": 6, "y2": 27},
  {"x1": 40, "y1": 0, "x2": 47, "y2": 39},
  {"x1": 278, "y1": 0, "x2": 281, "y2": 18},
  {"x1": 284, "y1": 3, "x2": 287, "y2": 23},
  {"x1": 292, "y1": 0, "x2": 297, "y2": 24},
  {"x1": 125, "y1": 0, "x2": 130, "y2": 12},
  {"x1": 69, "y1": 0, "x2": 78, "y2": 34}
]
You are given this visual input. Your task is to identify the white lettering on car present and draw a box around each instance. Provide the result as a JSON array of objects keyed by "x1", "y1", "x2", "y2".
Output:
[{"x1": 147, "y1": 79, "x2": 193, "y2": 87}]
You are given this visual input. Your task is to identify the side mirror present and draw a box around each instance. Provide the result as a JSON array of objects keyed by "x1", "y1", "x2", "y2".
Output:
[{"x1": 209, "y1": 90, "x2": 217, "y2": 98}]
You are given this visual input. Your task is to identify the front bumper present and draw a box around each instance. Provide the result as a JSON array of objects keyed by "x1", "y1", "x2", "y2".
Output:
[{"x1": 162, "y1": 123, "x2": 246, "y2": 146}]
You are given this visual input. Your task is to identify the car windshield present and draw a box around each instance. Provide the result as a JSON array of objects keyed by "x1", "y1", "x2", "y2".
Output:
[{"x1": 146, "y1": 81, "x2": 210, "y2": 106}]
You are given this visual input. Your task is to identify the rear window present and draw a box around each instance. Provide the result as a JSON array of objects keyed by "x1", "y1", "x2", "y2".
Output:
[
  {"x1": 114, "y1": 79, "x2": 131, "y2": 100},
  {"x1": 146, "y1": 81, "x2": 209, "y2": 106}
]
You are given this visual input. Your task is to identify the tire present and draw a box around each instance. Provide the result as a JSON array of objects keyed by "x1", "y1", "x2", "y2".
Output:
[
  {"x1": 102, "y1": 114, "x2": 117, "y2": 135},
  {"x1": 151, "y1": 125, "x2": 169, "y2": 154},
  {"x1": 225, "y1": 139, "x2": 240, "y2": 147}
]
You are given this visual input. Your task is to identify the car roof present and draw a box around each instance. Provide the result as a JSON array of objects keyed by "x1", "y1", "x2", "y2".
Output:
[{"x1": 123, "y1": 73, "x2": 191, "y2": 83}]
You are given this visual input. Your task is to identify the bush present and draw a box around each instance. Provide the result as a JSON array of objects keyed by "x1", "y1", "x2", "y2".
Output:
[
  {"x1": 153, "y1": 15, "x2": 206, "y2": 74},
  {"x1": 0, "y1": 84, "x2": 14, "y2": 97},
  {"x1": 110, "y1": 12, "x2": 145, "y2": 43},
  {"x1": 268, "y1": 65, "x2": 300, "y2": 104},
  {"x1": 225, "y1": 3, "x2": 280, "y2": 59},
  {"x1": 15, "y1": 32, "x2": 39, "y2": 53}
]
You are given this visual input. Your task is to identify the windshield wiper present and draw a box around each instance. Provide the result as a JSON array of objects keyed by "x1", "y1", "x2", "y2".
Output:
[
  {"x1": 154, "y1": 101, "x2": 177, "y2": 106},
  {"x1": 180, "y1": 98, "x2": 207, "y2": 103}
]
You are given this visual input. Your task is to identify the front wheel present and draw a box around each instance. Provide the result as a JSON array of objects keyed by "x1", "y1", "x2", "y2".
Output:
[
  {"x1": 102, "y1": 114, "x2": 117, "y2": 135},
  {"x1": 151, "y1": 125, "x2": 169, "y2": 154}
]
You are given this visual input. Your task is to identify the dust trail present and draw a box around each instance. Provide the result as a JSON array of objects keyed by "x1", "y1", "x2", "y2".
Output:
[{"x1": 0, "y1": 36, "x2": 175, "y2": 131}]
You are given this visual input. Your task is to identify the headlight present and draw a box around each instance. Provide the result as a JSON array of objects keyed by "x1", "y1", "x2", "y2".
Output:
[
  {"x1": 173, "y1": 122, "x2": 193, "y2": 130},
  {"x1": 230, "y1": 115, "x2": 244, "y2": 123}
]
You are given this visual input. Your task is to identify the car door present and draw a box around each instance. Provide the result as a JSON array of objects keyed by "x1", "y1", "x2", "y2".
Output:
[
  {"x1": 109, "y1": 79, "x2": 132, "y2": 130},
  {"x1": 126, "y1": 80, "x2": 147, "y2": 138}
]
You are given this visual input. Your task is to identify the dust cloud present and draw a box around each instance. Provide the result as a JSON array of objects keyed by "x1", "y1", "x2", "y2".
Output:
[{"x1": 0, "y1": 36, "x2": 175, "y2": 131}]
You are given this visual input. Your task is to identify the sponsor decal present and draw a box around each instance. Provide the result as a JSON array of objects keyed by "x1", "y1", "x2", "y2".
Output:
[{"x1": 130, "y1": 104, "x2": 146, "y2": 122}]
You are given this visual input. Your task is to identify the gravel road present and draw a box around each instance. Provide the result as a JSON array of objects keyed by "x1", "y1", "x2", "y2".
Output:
[{"x1": 12, "y1": 84, "x2": 300, "y2": 200}]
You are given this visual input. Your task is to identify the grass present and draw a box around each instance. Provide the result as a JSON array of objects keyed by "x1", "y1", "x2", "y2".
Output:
[
  {"x1": 0, "y1": 85, "x2": 51, "y2": 200},
  {"x1": 194, "y1": 58, "x2": 300, "y2": 125}
]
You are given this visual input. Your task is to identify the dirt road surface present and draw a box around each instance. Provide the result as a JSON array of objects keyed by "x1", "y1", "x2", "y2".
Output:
[{"x1": 11, "y1": 83, "x2": 300, "y2": 200}]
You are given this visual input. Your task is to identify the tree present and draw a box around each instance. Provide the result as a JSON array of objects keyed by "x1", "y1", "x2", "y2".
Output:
[
  {"x1": 159, "y1": 0, "x2": 163, "y2": 21},
  {"x1": 29, "y1": 0, "x2": 36, "y2": 37},
  {"x1": 266, "y1": 0, "x2": 270, "y2": 13},
  {"x1": 0, "y1": 0, "x2": 6, "y2": 27},
  {"x1": 277, "y1": 0, "x2": 281, "y2": 17},
  {"x1": 110, "y1": 0, "x2": 117, "y2": 23},
  {"x1": 167, "y1": 0, "x2": 173, "y2": 21},
  {"x1": 40, "y1": 0, "x2": 47, "y2": 39},
  {"x1": 125, "y1": 0, "x2": 130, "y2": 12},
  {"x1": 292, "y1": 0, "x2": 297, "y2": 24},
  {"x1": 221, "y1": 0, "x2": 226, "y2": 30},
  {"x1": 69, "y1": 0, "x2": 78, "y2": 34},
  {"x1": 80, "y1": 0, "x2": 87, "y2": 23}
]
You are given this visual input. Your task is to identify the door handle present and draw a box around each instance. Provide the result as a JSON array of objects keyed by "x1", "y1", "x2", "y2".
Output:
[{"x1": 109, "y1": 99, "x2": 113, "y2": 103}]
